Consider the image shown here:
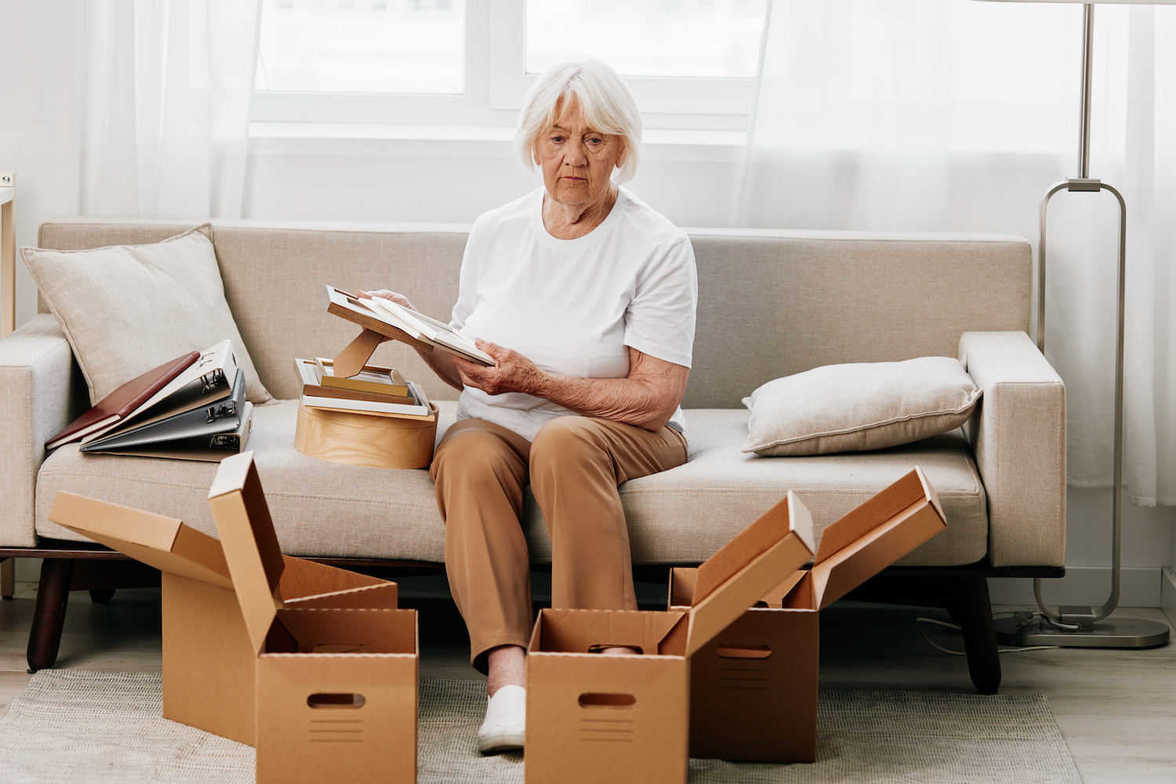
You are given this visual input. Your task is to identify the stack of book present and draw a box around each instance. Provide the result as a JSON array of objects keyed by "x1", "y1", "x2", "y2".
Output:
[
  {"x1": 295, "y1": 356, "x2": 434, "y2": 420},
  {"x1": 47, "y1": 339, "x2": 254, "y2": 461}
]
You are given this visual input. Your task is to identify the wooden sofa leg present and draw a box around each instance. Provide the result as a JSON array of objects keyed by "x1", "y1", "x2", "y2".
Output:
[
  {"x1": 27, "y1": 559, "x2": 74, "y2": 673},
  {"x1": 948, "y1": 575, "x2": 1001, "y2": 695},
  {"x1": 1, "y1": 557, "x2": 14, "y2": 599}
]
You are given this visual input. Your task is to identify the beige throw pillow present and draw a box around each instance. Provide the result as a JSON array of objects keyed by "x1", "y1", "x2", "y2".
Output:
[
  {"x1": 742, "y1": 357, "x2": 980, "y2": 456},
  {"x1": 22, "y1": 225, "x2": 272, "y2": 405}
]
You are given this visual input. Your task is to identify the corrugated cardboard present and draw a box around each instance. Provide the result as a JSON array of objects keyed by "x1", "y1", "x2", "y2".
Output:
[
  {"x1": 48, "y1": 480, "x2": 399, "y2": 746},
  {"x1": 525, "y1": 492, "x2": 816, "y2": 784},
  {"x1": 669, "y1": 467, "x2": 948, "y2": 762},
  {"x1": 209, "y1": 452, "x2": 418, "y2": 784}
]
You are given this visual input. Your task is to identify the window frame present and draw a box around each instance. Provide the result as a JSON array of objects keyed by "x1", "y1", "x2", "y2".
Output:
[{"x1": 249, "y1": 0, "x2": 763, "y2": 132}]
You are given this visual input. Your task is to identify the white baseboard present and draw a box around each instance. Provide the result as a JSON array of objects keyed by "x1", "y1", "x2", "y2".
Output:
[
  {"x1": 1162, "y1": 568, "x2": 1176, "y2": 627},
  {"x1": 990, "y1": 565, "x2": 1164, "y2": 608}
]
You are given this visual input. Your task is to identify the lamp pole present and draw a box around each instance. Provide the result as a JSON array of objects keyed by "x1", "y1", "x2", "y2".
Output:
[{"x1": 997, "y1": 2, "x2": 1168, "y2": 648}]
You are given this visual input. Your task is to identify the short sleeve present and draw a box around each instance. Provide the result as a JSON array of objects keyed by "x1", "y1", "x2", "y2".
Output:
[
  {"x1": 449, "y1": 218, "x2": 484, "y2": 331},
  {"x1": 623, "y1": 235, "x2": 698, "y2": 368}
]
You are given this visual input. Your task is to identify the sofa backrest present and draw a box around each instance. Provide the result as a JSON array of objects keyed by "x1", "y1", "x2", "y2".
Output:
[{"x1": 37, "y1": 221, "x2": 1031, "y2": 407}]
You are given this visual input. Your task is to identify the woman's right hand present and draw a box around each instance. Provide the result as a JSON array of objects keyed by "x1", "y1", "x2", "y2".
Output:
[{"x1": 358, "y1": 288, "x2": 416, "y2": 311}]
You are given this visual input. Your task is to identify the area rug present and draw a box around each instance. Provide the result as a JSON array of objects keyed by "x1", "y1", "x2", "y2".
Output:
[{"x1": 0, "y1": 671, "x2": 1080, "y2": 783}]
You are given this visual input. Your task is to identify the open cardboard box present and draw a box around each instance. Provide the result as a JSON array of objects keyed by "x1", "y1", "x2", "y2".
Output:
[
  {"x1": 209, "y1": 452, "x2": 419, "y2": 784},
  {"x1": 47, "y1": 458, "x2": 401, "y2": 747},
  {"x1": 668, "y1": 467, "x2": 947, "y2": 763},
  {"x1": 525, "y1": 491, "x2": 817, "y2": 784}
]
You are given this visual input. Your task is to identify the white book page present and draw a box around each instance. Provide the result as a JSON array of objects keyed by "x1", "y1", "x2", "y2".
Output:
[
  {"x1": 369, "y1": 297, "x2": 494, "y2": 364},
  {"x1": 326, "y1": 286, "x2": 427, "y2": 341}
]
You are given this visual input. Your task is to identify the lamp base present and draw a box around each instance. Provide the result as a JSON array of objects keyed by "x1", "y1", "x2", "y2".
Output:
[{"x1": 994, "y1": 613, "x2": 1170, "y2": 649}]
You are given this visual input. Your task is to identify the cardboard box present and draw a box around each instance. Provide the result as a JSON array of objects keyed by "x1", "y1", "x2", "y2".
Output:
[
  {"x1": 209, "y1": 452, "x2": 419, "y2": 784},
  {"x1": 525, "y1": 491, "x2": 817, "y2": 784},
  {"x1": 48, "y1": 465, "x2": 400, "y2": 746},
  {"x1": 669, "y1": 467, "x2": 948, "y2": 763}
]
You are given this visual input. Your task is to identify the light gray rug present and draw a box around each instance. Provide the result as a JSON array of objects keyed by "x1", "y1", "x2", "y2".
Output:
[{"x1": 0, "y1": 671, "x2": 1080, "y2": 783}]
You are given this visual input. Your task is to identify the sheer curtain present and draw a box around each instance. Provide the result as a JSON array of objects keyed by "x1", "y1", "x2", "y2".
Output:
[
  {"x1": 79, "y1": 0, "x2": 261, "y2": 219},
  {"x1": 740, "y1": 0, "x2": 1176, "y2": 506}
]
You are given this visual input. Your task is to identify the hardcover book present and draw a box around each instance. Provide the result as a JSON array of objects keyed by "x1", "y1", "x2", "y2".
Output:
[
  {"x1": 79, "y1": 340, "x2": 239, "y2": 446},
  {"x1": 82, "y1": 369, "x2": 247, "y2": 453},
  {"x1": 46, "y1": 350, "x2": 200, "y2": 450},
  {"x1": 87, "y1": 402, "x2": 255, "y2": 462}
]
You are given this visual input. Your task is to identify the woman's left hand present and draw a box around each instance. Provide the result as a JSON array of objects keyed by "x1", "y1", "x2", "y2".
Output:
[{"x1": 453, "y1": 340, "x2": 547, "y2": 396}]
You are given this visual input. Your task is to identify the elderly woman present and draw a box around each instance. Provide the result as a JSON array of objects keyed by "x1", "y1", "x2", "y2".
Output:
[{"x1": 362, "y1": 60, "x2": 696, "y2": 753}]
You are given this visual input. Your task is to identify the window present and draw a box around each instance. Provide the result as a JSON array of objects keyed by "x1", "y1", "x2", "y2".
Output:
[
  {"x1": 526, "y1": 1, "x2": 766, "y2": 79},
  {"x1": 250, "y1": 0, "x2": 770, "y2": 132},
  {"x1": 255, "y1": 0, "x2": 467, "y2": 94}
]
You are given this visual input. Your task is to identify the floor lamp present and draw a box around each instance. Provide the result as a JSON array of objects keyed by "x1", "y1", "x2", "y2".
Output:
[
  {"x1": 978, "y1": 0, "x2": 1170, "y2": 648},
  {"x1": 1, "y1": 172, "x2": 14, "y2": 601}
]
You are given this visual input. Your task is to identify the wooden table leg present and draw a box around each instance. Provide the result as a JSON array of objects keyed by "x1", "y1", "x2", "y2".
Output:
[{"x1": 1, "y1": 199, "x2": 13, "y2": 337}]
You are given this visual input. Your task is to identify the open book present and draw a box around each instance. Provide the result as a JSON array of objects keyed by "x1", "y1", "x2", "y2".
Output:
[{"x1": 326, "y1": 285, "x2": 494, "y2": 366}]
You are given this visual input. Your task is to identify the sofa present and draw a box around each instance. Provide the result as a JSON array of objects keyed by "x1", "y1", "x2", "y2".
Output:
[{"x1": 0, "y1": 220, "x2": 1066, "y2": 693}]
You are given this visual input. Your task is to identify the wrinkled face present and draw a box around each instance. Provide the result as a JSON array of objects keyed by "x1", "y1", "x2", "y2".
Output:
[{"x1": 534, "y1": 95, "x2": 626, "y2": 210}]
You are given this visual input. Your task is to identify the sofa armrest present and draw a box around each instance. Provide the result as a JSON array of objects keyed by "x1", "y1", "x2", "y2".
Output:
[
  {"x1": 959, "y1": 331, "x2": 1066, "y2": 567},
  {"x1": 0, "y1": 314, "x2": 83, "y2": 547}
]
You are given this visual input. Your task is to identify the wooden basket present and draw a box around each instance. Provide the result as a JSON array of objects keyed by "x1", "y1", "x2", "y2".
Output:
[{"x1": 294, "y1": 401, "x2": 438, "y2": 469}]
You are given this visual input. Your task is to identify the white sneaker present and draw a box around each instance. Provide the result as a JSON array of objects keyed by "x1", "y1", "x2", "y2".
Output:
[{"x1": 477, "y1": 684, "x2": 526, "y2": 754}]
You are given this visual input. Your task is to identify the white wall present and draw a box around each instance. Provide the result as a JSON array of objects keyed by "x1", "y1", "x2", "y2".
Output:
[
  {"x1": 990, "y1": 487, "x2": 1174, "y2": 607},
  {"x1": 2, "y1": 0, "x2": 81, "y2": 583},
  {"x1": 3, "y1": 6, "x2": 1174, "y2": 605},
  {"x1": 0, "y1": 0, "x2": 84, "y2": 327}
]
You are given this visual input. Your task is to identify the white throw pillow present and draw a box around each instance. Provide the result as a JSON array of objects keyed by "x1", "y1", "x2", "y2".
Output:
[
  {"x1": 742, "y1": 357, "x2": 980, "y2": 456},
  {"x1": 22, "y1": 225, "x2": 272, "y2": 405}
]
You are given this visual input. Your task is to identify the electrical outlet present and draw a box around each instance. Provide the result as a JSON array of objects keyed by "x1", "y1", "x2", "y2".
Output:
[{"x1": 0, "y1": 172, "x2": 13, "y2": 187}]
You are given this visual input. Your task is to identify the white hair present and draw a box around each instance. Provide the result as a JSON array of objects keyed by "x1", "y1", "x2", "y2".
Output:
[{"x1": 515, "y1": 60, "x2": 642, "y2": 184}]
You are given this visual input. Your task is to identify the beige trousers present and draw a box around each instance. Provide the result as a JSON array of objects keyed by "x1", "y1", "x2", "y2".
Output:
[{"x1": 429, "y1": 415, "x2": 688, "y2": 672}]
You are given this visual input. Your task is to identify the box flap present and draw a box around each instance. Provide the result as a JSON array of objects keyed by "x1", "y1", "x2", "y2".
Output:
[
  {"x1": 667, "y1": 567, "x2": 697, "y2": 609},
  {"x1": 762, "y1": 569, "x2": 809, "y2": 608},
  {"x1": 677, "y1": 492, "x2": 815, "y2": 657},
  {"x1": 208, "y1": 451, "x2": 285, "y2": 652},
  {"x1": 811, "y1": 467, "x2": 947, "y2": 609},
  {"x1": 48, "y1": 492, "x2": 232, "y2": 589}
]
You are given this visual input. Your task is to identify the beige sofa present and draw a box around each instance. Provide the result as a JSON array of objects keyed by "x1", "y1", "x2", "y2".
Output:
[{"x1": 0, "y1": 220, "x2": 1066, "y2": 692}]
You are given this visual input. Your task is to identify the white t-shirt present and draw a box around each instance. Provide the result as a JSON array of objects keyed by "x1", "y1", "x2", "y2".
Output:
[{"x1": 449, "y1": 186, "x2": 698, "y2": 441}]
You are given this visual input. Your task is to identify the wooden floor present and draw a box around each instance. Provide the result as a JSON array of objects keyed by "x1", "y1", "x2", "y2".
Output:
[{"x1": 2, "y1": 580, "x2": 1173, "y2": 783}]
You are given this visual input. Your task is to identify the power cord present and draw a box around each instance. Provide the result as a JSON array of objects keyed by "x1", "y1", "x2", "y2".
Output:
[{"x1": 915, "y1": 616, "x2": 1058, "y2": 656}]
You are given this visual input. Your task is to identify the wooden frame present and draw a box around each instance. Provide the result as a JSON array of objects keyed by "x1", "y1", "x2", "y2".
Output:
[
  {"x1": 1, "y1": 182, "x2": 14, "y2": 336},
  {"x1": 1, "y1": 182, "x2": 15, "y2": 601}
]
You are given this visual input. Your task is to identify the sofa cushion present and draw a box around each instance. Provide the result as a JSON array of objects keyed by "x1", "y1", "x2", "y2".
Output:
[
  {"x1": 742, "y1": 357, "x2": 981, "y2": 456},
  {"x1": 36, "y1": 403, "x2": 987, "y2": 567},
  {"x1": 21, "y1": 226, "x2": 272, "y2": 405},
  {"x1": 637, "y1": 410, "x2": 987, "y2": 566},
  {"x1": 37, "y1": 400, "x2": 450, "y2": 561}
]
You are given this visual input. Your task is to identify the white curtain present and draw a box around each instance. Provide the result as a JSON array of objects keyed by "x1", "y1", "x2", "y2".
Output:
[
  {"x1": 740, "y1": 0, "x2": 1176, "y2": 506},
  {"x1": 80, "y1": 0, "x2": 261, "y2": 219}
]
